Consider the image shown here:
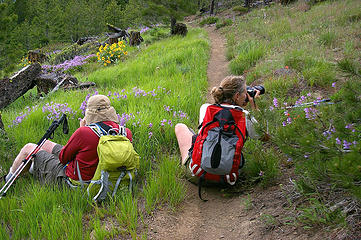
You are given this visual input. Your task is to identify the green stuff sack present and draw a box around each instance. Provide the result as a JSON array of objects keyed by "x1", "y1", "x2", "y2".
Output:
[{"x1": 87, "y1": 122, "x2": 139, "y2": 202}]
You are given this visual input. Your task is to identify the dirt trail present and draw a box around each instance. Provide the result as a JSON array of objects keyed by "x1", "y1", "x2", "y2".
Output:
[
  {"x1": 145, "y1": 25, "x2": 326, "y2": 240},
  {"x1": 205, "y1": 25, "x2": 229, "y2": 103}
]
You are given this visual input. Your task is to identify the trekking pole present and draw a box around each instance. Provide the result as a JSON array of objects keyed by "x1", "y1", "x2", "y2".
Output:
[
  {"x1": 0, "y1": 114, "x2": 68, "y2": 199},
  {"x1": 283, "y1": 98, "x2": 335, "y2": 109}
]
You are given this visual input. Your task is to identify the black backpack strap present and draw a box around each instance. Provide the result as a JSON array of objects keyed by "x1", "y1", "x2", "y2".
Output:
[
  {"x1": 96, "y1": 122, "x2": 111, "y2": 134},
  {"x1": 198, "y1": 171, "x2": 208, "y2": 202}
]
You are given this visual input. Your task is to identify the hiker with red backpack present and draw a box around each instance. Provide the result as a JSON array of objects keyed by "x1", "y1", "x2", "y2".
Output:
[
  {"x1": 175, "y1": 75, "x2": 263, "y2": 200},
  {"x1": 2, "y1": 95, "x2": 133, "y2": 187}
]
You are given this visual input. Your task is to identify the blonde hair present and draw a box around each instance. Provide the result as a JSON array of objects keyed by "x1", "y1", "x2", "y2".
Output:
[{"x1": 211, "y1": 75, "x2": 246, "y2": 104}]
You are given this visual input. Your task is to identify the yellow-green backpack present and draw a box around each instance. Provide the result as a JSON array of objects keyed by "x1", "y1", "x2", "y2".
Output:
[{"x1": 83, "y1": 122, "x2": 139, "y2": 202}]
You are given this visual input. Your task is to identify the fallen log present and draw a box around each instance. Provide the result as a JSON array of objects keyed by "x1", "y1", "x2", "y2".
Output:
[
  {"x1": 107, "y1": 24, "x2": 130, "y2": 43},
  {"x1": 0, "y1": 113, "x2": 4, "y2": 130},
  {"x1": 35, "y1": 71, "x2": 79, "y2": 95},
  {"x1": 0, "y1": 63, "x2": 41, "y2": 109}
]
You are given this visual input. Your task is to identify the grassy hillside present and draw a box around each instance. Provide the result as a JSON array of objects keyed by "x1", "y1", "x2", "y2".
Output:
[
  {"x1": 220, "y1": 0, "x2": 360, "y2": 234},
  {"x1": 0, "y1": 28, "x2": 209, "y2": 239},
  {"x1": 0, "y1": 0, "x2": 360, "y2": 238}
]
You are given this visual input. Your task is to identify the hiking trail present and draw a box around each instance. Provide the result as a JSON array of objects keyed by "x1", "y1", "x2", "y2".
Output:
[{"x1": 144, "y1": 24, "x2": 327, "y2": 240}]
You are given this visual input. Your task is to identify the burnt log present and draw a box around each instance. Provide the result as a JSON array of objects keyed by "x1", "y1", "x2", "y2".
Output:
[
  {"x1": 28, "y1": 50, "x2": 47, "y2": 63},
  {"x1": 129, "y1": 31, "x2": 144, "y2": 46},
  {"x1": 63, "y1": 81, "x2": 96, "y2": 91},
  {"x1": 171, "y1": 23, "x2": 188, "y2": 36},
  {"x1": 106, "y1": 24, "x2": 130, "y2": 43},
  {"x1": 77, "y1": 36, "x2": 98, "y2": 45},
  {"x1": 0, "y1": 113, "x2": 4, "y2": 130},
  {"x1": 0, "y1": 63, "x2": 41, "y2": 110},
  {"x1": 36, "y1": 71, "x2": 79, "y2": 95}
]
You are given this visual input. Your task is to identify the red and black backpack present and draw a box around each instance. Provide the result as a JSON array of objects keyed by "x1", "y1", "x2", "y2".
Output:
[{"x1": 189, "y1": 104, "x2": 247, "y2": 200}]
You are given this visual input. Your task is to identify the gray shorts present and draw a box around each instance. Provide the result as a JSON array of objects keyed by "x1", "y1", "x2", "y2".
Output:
[{"x1": 33, "y1": 144, "x2": 66, "y2": 184}]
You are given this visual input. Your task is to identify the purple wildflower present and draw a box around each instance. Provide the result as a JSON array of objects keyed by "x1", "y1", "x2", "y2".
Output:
[
  {"x1": 336, "y1": 138, "x2": 342, "y2": 145},
  {"x1": 332, "y1": 82, "x2": 336, "y2": 88},
  {"x1": 148, "y1": 131, "x2": 153, "y2": 138},
  {"x1": 160, "y1": 119, "x2": 167, "y2": 126},
  {"x1": 343, "y1": 140, "x2": 352, "y2": 150},
  {"x1": 273, "y1": 98, "x2": 278, "y2": 108},
  {"x1": 148, "y1": 123, "x2": 153, "y2": 128}
]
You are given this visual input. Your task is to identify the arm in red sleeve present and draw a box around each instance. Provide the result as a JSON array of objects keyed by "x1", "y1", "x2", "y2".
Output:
[
  {"x1": 59, "y1": 127, "x2": 84, "y2": 165},
  {"x1": 126, "y1": 128, "x2": 133, "y2": 142}
]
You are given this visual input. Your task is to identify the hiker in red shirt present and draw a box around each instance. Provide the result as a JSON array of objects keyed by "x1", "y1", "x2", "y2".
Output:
[{"x1": 4, "y1": 95, "x2": 132, "y2": 185}]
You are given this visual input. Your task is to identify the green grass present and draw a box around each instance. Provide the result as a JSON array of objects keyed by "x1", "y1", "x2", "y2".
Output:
[
  {"x1": 199, "y1": 16, "x2": 219, "y2": 26},
  {"x1": 225, "y1": 0, "x2": 361, "y2": 234},
  {"x1": 0, "y1": 0, "x2": 360, "y2": 237},
  {"x1": 0, "y1": 28, "x2": 209, "y2": 238}
]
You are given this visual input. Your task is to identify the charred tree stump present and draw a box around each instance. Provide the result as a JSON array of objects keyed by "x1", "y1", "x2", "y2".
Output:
[
  {"x1": 0, "y1": 63, "x2": 41, "y2": 110},
  {"x1": 210, "y1": 0, "x2": 215, "y2": 15},
  {"x1": 171, "y1": 23, "x2": 188, "y2": 36},
  {"x1": 28, "y1": 50, "x2": 47, "y2": 63},
  {"x1": 129, "y1": 31, "x2": 144, "y2": 46},
  {"x1": 109, "y1": 36, "x2": 118, "y2": 44},
  {"x1": 0, "y1": 113, "x2": 4, "y2": 130}
]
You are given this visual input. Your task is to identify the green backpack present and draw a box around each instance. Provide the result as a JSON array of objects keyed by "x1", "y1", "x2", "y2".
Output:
[{"x1": 84, "y1": 122, "x2": 139, "y2": 202}]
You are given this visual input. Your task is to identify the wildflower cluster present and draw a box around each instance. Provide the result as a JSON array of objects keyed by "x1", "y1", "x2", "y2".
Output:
[
  {"x1": 97, "y1": 42, "x2": 127, "y2": 66},
  {"x1": 8, "y1": 106, "x2": 39, "y2": 128},
  {"x1": 19, "y1": 56, "x2": 31, "y2": 67},
  {"x1": 80, "y1": 87, "x2": 188, "y2": 141},
  {"x1": 163, "y1": 105, "x2": 189, "y2": 120},
  {"x1": 42, "y1": 54, "x2": 95, "y2": 72},
  {"x1": 42, "y1": 102, "x2": 77, "y2": 121}
]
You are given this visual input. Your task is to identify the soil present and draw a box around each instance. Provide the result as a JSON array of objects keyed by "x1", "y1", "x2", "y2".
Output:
[{"x1": 144, "y1": 24, "x2": 329, "y2": 240}]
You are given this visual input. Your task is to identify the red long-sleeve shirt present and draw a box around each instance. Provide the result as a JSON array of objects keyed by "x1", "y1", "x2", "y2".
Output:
[{"x1": 59, "y1": 121, "x2": 133, "y2": 181}]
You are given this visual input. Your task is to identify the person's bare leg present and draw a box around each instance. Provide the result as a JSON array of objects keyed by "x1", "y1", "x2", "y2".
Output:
[
  {"x1": 40, "y1": 140, "x2": 57, "y2": 153},
  {"x1": 10, "y1": 143, "x2": 37, "y2": 173},
  {"x1": 175, "y1": 123, "x2": 193, "y2": 165},
  {"x1": 9, "y1": 140, "x2": 57, "y2": 175}
]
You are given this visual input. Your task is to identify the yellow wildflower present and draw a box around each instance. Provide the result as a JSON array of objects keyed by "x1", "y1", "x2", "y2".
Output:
[
  {"x1": 104, "y1": 63, "x2": 107, "y2": 66},
  {"x1": 124, "y1": 51, "x2": 128, "y2": 55}
]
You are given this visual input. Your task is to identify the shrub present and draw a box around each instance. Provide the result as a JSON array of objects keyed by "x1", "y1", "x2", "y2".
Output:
[
  {"x1": 241, "y1": 139, "x2": 280, "y2": 188},
  {"x1": 143, "y1": 27, "x2": 169, "y2": 44},
  {"x1": 49, "y1": 42, "x2": 98, "y2": 65},
  {"x1": 265, "y1": 78, "x2": 361, "y2": 200},
  {"x1": 232, "y1": 6, "x2": 248, "y2": 14},
  {"x1": 199, "y1": 16, "x2": 219, "y2": 26},
  {"x1": 216, "y1": 19, "x2": 233, "y2": 29},
  {"x1": 96, "y1": 41, "x2": 128, "y2": 66}
]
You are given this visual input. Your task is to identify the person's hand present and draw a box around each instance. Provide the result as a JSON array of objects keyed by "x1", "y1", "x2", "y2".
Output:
[
  {"x1": 79, "y1": 118, "x2": 86, "y2": 127},
  {"x1": 247, "y1": 89, "x2": 261, "y2": 110}
]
